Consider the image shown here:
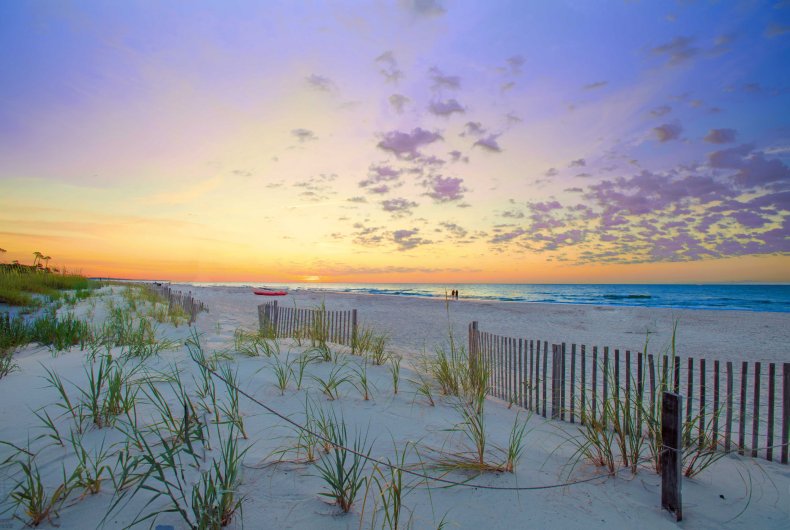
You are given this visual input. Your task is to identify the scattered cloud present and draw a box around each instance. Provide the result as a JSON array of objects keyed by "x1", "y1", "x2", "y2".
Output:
[
  {"x1": 473, "y1": 134, "x2": 502, "y2": 152},
  {"x1": 650, "y1": 105, "x2": 672, "y2": 117},
  {"x1": 653, "y1": 122, "x2": 683, "y2": 142},
  {"x1": 291, "y1": 128, "x2": 317, "y2": 142},
  {"x1": 569, "y1": 158, "x2": 586, "y2": 168},
  {"x1": 375, "y1": 51, "x2": 404, "y2": 83},
  {"x1": 402, "y1": 0, "x2": 445, "y2": 17},
  {"x1": 392, "y1": 228, "x2": 433, "y2": 250},
  {"x1": 377, "y1": 127, "x2": 443, "y2": 159},
  {"x1": 306, "y1": 74, "x2": 334, "y2": 91},
  {"x1": 388, "y1": 94, "x2": 410, "y2": 114},
  {"x1": 381, "y1": 197, "x2": 418, "y2": 216},
  {"x1": 650, "y1": 36, "x2": 698, "y2": 65},
  {"x1": 429, "y1": 99, "x2": 465, "y2": 116},
  {"x1": 704, "y1": 128, "x2": 737, "y2": 144},
  {"x1": 764, "y1": 24, "x2": 789, "y2": 38},
  {"x1": 440, "y1": 221, "x2": 468, "y2": 238},
  {"x1": 507, "y1": 55, "x2": 525, "y2": 75},
  {"x1": 429, "y1": 66, "x2": 461, "y2": 90},
  {"x1": 583, "y1": 81, "x2": 608, "y2": 90},
  {"x1": 448, "y1": 150, "x2": 469, "y2": 163},
  {"x1": 425, "y1": 175, "x2": 466, "y2": 202}
]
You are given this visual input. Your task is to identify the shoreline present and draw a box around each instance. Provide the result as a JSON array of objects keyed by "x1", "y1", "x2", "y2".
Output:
[{"x1": 179, "y1": 284, "x2": 790, "y2": 363}]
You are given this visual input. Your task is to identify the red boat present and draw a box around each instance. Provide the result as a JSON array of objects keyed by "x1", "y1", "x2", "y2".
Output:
[{"x1": 253, "y1": 288, "x2": 287, "y2": 296}]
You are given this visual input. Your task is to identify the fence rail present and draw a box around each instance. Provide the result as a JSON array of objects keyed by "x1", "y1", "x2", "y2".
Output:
[
  {"x1": 258, "y1": 301, "x2": 357, "y2": 347},
  {"x1": 144, "y1": 283, "x2": 208, "y2": 325},
  {"x1": 468, "y1": 321, "x2": 789, "y2": 465}
]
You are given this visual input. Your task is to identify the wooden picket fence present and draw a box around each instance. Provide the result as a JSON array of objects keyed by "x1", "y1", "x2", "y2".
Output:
[
  {"x1": 258, "y1": 300, "x2": 358, "y2": 347},
  {"x1": 468, "y1": 322, "x2": 790, "y2": 465},
  {"x1": 144, "y1": 283, "x2": 208, "y2": 324}
]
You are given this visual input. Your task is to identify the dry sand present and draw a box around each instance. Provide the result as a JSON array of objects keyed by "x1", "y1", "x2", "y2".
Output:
[
  {"x1": 186, "y1": 285, "x2": 790, "y2": 363},
  {"x1": 0, "y1": 285, "x2": 787, "y2": 529}
]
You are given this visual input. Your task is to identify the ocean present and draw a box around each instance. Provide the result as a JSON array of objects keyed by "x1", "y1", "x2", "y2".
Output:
[{"x1": 186, "y1": 282, "x2": 790, "y2": 313}]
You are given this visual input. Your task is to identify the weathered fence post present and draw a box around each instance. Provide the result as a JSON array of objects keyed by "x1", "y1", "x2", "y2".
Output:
[
  {"x1": 782, "y1": 363, "x2": 789, "y2": 465},
  {"x1": 272, "y1": 300, "x2": 279, "y2": 338},
  {"x1": 661, "y1": 391, "x2": 683, "y2": 522},
  {"x1": 469, "y1": 321, "x2": 479, "y2": 375},
  {"x1": 351, "y1": 309, "x2": 358, "y2": 353},
  {"x1": 552, "y1": 345, "x2": 562, "y2": 419}
]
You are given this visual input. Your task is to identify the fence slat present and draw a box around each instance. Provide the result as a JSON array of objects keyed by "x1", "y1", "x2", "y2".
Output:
[
  {"x1": 542, "y1": 342, "x2": 548, "y2": 418},
  {"x1": 592, "y1": 346, "x2": 598, "y2": 423},
  {"x1": 724, "y1": 361, "x2": 733, "y2": 453},
  {"x1": 570, "y1": 344, "x2": 576, "y2": 424},
  {"x1": 699, "y1": 358, "x2": 706, "y2": 448},
  {"x1": 767, "y1": 363, "x2": 775, "y2": 461},
  {"x1": 713, "y1": 360, "x2": 720, "y2": 448},
  {"x1": 561, "y1": 343, "x2": 567, "y2": 420},
  {"x1": 686, "y1": 358, "x2": 694, "y2": 446},
  {"x1": 581, "y1": 345, "x2": 587, "y2": 425},
  {"x1": 739, "y1": 362, "x2": 748, "y2": 455},
  {"x1": 603, "y1": 347, "x2": 609, "y2": 424},
  {"x1": 782, "y1": 363, "x2": 789, "y2": 464},
  {"x1": 752, "y1": 362, "x2": 761, "y2": 458}
]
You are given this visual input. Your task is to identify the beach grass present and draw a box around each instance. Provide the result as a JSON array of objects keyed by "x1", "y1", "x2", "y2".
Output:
[{"x1": 0, "y1": 265, "x2": 95, "y2": 306}]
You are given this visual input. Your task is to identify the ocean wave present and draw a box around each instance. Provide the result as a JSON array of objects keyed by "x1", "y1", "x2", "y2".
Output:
[{"x1": 602, "y1": 294, "x2": 653, "y2": 300}]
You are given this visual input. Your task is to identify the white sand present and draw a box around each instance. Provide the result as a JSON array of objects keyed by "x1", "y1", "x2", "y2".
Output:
[
  {"x1": 0, "y1": 286, "x2": 787, "y2": 529},
  {"x1": 186, "y1": 285, "x2": 790, "y2": 362}
]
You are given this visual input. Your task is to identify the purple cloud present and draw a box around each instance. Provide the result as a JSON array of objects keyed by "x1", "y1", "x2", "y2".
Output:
[
  {"x1": 474, "y1": 134, "x2": 502, "y2": 152},
  {"x1": 440, "y1": 221, "x2": 468, "y2": 238},
  {"x1": 708, "y1": 144, "x2": 790, "y2": 188},
  {"x1": 429, "y1": 99, "x2": 465, "y2": 116},
  {"x1": 426, "y1": 175, "x2": 466, "y2": 202},
  {"x1": 449, "y1": 150, "x2": 469, "y2": 163},
  {"x1": 463, "y1": 121, "x2": 486, "y2": 136},
  {"x1": 507, "y1": 55, "x2": 525, "y2": 74},
  {"x1": 704, "y1": 128, "x2": 737, "y2": 144},
  {"x1": 381, "y1": 197, "x2": 418, "y2": 215},
  {"x1": 377, "y1": 127, "x2": 442, "y2": 159},
  {"x1": 583, "y1": 81, "x2": 608, "y2": 90},
  {"x1": 489, "y1": 228, "x2": 527, "y2": 244},
  {"x1": 388, "y1": 94, "x2": 410, "y2": 114},
  {"x1": 653, "y1": 123, "x2": 683, "y2": 142},
  {"x1": 392, "y1": 228, "x2": 432, "y2": 250},
  {"x1": 375, "y1": 51, "x2": 403, "y2": 83},
  {"x1": 569, "y1": 158, "x2": 586, "y2": 167},
  {"x1": 429, "y1": 66, "x2": 460, "y2": 90},
  {"x1": 651, "y1": 36, "x2": 698, "y2": 65},
  {"x1": 359, "y1": 163, "x2": 401, "y2": 190},
  {"x1": 306, "y1": 74, "x2": 334, "y2": 91},
  {"x1": 650, "y1": 105, "x2": 672, "y2": 117}
]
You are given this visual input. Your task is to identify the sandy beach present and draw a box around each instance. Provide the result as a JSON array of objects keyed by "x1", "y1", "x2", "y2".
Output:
[
  {"x1": 185, "y1": 285, "x2": 790, "y2": 363},
  {"x1": 0, "y1": 285, "x2": 788, "y2": 529}
]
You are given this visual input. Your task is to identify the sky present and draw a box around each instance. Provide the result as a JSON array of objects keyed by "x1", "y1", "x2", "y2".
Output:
[{"x1": 0, "y1": 0, "x2": 788, "y2": 283}]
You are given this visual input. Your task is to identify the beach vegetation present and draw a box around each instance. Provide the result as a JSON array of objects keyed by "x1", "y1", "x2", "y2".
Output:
[
  {"x1": 233, "y1": 327, "x2": 278, "y2": 357},
  {"x1": 389, "y1": 355, "x2": 401, "y2": 395},
  {"x1": 364, "y1": 441, "x2": 411, "y2": 530},
  {"x1": 7, "y1": 452, "x2": 74, "y2": 527},
  {"x1": 293, "y1": 351, "x2": 318, "y2": 390},
  {"x1": 270, "y1": 354, "x2": 294, "y2": 395},
  {"x1": 432, "y1": 393, "x2": 530, "y2": 473},
  {"x1": 70, "y1": 433, "x2": 112, "y2": 496},
  {"x1": 218, "y1": 364, "x2": 248, "y2": 439},
  {"x1": 350, "y1": 358, "x2": 375, "y2": 401},
  {"x1": 313, "y1": 409, "x2": 372, "y2": 513},
  {"x1": 311, "y1": 364, "x2": 351, "y2": 401},
  {"x1": 0, "y1": 264, "x2": 95, "y2": 307}
]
